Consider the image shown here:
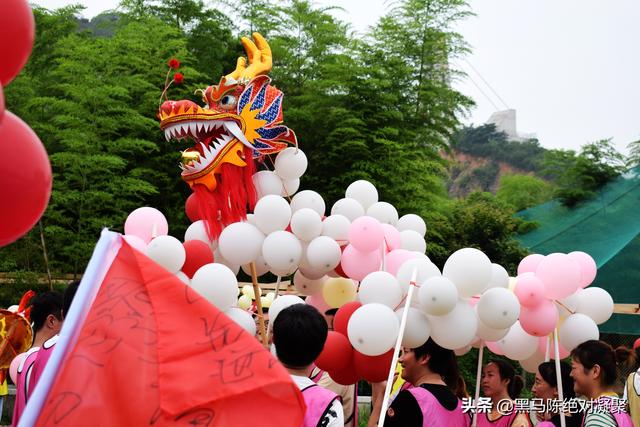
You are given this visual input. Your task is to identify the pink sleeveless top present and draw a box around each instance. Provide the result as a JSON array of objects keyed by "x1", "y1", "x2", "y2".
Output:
[
  {"x1": 301, "y1": 383, "x2": 339, "y2": 427},
  {"x1": 581, "y1": 396, "x2": 633, "y2": 427},
  {"x1": 12, "y1": 347, "x2": 40, "y2": 427},
  {"x1": 27, "y1": 334, "x2": 58, "y2": 399},
  {"x1": 476, "y1": 410, "x2": 518, "y2": 427},
  {"x1": 408, "y1": 386, "x2": 470, "y2": 427},
  {"x1": 309, "y1": 366, "x2": 358, "y2": 427}
]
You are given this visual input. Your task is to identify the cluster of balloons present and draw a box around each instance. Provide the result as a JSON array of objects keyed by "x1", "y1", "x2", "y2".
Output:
[{"x1": 0, "y1": 1, "x2": 53, "y2": 247}]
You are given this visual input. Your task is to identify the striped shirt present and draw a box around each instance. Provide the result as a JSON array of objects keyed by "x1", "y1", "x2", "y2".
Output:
[{"x1": 583, "y1": 395, "x2": 621, "y2": 427}]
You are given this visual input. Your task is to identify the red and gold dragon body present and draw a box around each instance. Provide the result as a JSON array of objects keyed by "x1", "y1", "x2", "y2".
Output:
[{"x1": 158, "y1": 33, "x2": 296, "y2": 238}]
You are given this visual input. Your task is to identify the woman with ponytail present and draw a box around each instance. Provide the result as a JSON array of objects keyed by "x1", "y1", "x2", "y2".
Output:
[
  {"x1": 376, "y1": 338, "x2": 470, "y2": 426},
  {"x1": 478, "y1": 360, "x2": 532, "y2": 427}
]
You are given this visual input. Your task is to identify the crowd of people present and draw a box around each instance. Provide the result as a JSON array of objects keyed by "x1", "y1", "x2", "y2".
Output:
[{"x1": 5, "y1": 282, "x2": 640, "y2": 427}]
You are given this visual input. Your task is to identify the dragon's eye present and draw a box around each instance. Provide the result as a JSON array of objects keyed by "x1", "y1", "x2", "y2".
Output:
[{"x1": 219, "y1": 94, "x2": 237, "y2": 110}]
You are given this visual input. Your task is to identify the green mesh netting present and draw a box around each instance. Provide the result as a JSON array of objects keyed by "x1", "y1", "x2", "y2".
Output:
[{"x1": 515, "y1": 169, "x2": 640, "y2": 334}]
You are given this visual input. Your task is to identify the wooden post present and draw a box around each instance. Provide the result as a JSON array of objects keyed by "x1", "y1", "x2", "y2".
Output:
[{"x1": 250, "y1": 262, "x2": 268, "y2": 347}]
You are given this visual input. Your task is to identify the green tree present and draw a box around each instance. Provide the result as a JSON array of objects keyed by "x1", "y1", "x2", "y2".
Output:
[
  {"x1": 496, "y1": 173, "x2": 554, "y2": 211},
  {"x1": 627, "y1": 139, "x2": 640, "y2": 169}
]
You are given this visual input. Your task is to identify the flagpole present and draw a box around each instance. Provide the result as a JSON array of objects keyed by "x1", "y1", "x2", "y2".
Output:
[
  {"x1": 553, "y1": 328, "x2": 566, "y2": 427},
  {"x1": 250, "y1": 262, "x2": 268, "y2": 347},
  {"x1": 377, "y1": 268, "x2": 417, "y2": 426},
  {"x1": 472, "y1": 341, "x2": 484, "y2": 427}
]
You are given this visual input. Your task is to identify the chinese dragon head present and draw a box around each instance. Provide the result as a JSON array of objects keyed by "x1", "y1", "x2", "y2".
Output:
[{"x1": 158, "y1": 33, "x2": 296, "y2": 238}]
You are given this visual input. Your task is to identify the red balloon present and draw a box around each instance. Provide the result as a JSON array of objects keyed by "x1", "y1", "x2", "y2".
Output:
[
  {"x1": 185, "y1": 193, "x2": 201, "y2": 222},
  {"x1": 0, "y1": 112, "x2": 52, "y2": 247},
  {"x1": 315, "y1": 331, "x2": 353, "y2": 372},
  {"x1": 333, "y1": 244, "x2": 348, "y2": 278},
  {"x1": 354, "y1": 348, "x2": 394, "y2": 383},
  {"x1": 0, "y1": 0, "x2": 35, "y2": 86},
  {"x1": 328, "y1": 353, "x2": 359, "y2": 386},
  {"x1": 182, "y1": 240, "x2": 214, "y2": 278},
  {"x1": 333, "y1": 301, "x2": 362, "y2": 337}
]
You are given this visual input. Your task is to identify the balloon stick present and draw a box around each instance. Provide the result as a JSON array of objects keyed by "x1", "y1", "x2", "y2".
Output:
[
  {"x1": 274, "y1": 275, "x2": 282, "y2": 300},
  {"x1": 553, "y1": 329, "x2": 566, "y2": 427},
  {"x1": 377, "y1": 267, "x2": 417, "y2": 426},
  {"x1": 250, "y1": 262, "x2": 268, "y2": 347},
  {"x1": 544, "y1": 334, "x2": 551, "y2": 362},
  {"x1": 472, "y1": 341, "x2": 484, "y2": 427}
]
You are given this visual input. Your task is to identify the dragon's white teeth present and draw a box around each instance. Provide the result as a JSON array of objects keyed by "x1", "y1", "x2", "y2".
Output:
[
  {"x1": 224, "y1": 121, "x2": 252, "y2": 148},
  {"x1": 197, "y1": 122, "x2": 206, "y2": 134},
  {"x1": 165, "y1": 130, "x2": 171, "y2": 141},
  {"x1": 189, "y1": 122, "x2": 198, "y2": 135}
]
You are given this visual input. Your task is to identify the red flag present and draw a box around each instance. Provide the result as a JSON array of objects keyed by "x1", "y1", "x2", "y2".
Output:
[{"x1": 32, "y1": 240, "x2": 305, "y2": 426}]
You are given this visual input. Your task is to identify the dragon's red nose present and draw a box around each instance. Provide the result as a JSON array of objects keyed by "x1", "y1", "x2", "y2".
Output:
[{"x1": 158, "y1": 99, "x2": 199, "y2": 118}]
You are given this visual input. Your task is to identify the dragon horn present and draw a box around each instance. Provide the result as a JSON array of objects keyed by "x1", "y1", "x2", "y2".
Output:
[{"x1": 225, "y1": 32, "x2": 272, "y2": 83}]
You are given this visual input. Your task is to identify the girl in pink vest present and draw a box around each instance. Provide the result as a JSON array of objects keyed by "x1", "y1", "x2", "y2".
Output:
[
  {"x1": 569, "y1": 340, "x2": 633, "y2": 427},
  {"x1": 273, "y1": 304, "x2": 344, "y2": 427},
  {"x1": 478, "y1": 360, "x2": 532, "y2": 427},
  {"x1": 382, "y1": 338, "x2": 470, "y2": 426}
]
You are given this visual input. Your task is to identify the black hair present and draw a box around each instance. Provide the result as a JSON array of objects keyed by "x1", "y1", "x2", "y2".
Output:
[
  {"x1": 30, "y1": 291, "x2": 63, "y2": 332},
  {"x1": 272, "y1": 304, "x2": 328, "y2": 368},
  {"x1": 538, "y1": 361, "x2": 576, "y2": 399},
  {"x1": 488, "y1": 359, "x2": 524, "y2": 399},
  {"x1": 63, "y1": 280, "x2": 81, "y2": 319},
  {"x1": 571, "y1": 340, "x2": 617, "y2": 387},
  {"x1": 413, "y1": 338, "x2": 460, "y2": 392},
  {"x1": 615, "y1": 345, "x2": 640, "y2": 371}
]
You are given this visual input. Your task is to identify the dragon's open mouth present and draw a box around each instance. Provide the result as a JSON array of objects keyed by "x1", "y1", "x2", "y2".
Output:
[{"x1": 163, "y1": 119, "x2": 250, "y2": 176}]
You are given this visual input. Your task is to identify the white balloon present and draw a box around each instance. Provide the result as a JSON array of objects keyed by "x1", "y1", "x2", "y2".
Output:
[
  {"x1": 281, "y1": 178, "x2": 300, "y2": 196},
  {"x1": 400, "y1": 230, "x2": 427, "y2": 253},
  {"x1": 395, "y1": 307, "x2": 431, "y2": 348},
  {"x1": 348, "y1": 303, "x2": 399, "y2": 356},
  {"x1": 218, "y1": 222, "x2": 265, "y2": 266},
  {"x1": 185, "y1": 220, "x2": 217, "y2": 250},
  {"x1": 443, "y1": 248, "x2": 492, "y2": 298},
  {"x1": 559, "y1": 313, "x2": 599, "y2": 351},
  {"x1": 253, "y1": 195, "x2": 292, "y2": 235},
  {"x1": 358, "y1": 271, "x2": 403, "y2": 308},
  {"x1": 487, "y1": 264, "x2": 509, "y2": 290},
  {"x1": 558, "y1": 290, "x2": 581, "y2": 317},
  {"x1": 262, "y1": 231, "x2": 302, "y2": 272},
  {"x1": 576, "y1": 287, "x2": 614, "y2": 325},
  {"x1": 268, "y1": 294, "x2": 305, "y2": 329},
  {"x1": 290, "y1": 190, "x2": 325, "y2": 216},
  {"x1": 252, "y1": 170, "x2": 284, "y2": 198},
  {"x1": 455, "y1": 346, "x2": 473, "y2": 356},
  {"x1": 145, "y1": 235, "x2": 185, "y2": 273},
  {"x1": 397, "y1": 214, "x2": 427, "y2": 237},
  {"x1": 175, "y1": 271, "x2": 190, "y2": 285},
  {"x1": 245, "y1": 213, "x2": 256, "y2": 226},
  {"x1": 418, "y1": 276, "x2": 458, "y2": 316},
  {"x1": 520, "y1": 351, "x2": 546, "y2": 374},
  {"x1": 331, "y1": 198, "x2": 365, "y2": 221},
  {"x1": 322, "y1": 214, "x2": 351, "y2": 242},
  {"x1": 293, "y1": 270, "x2": 327, "y2": 296},
  {"x1": 298, "y1": 266, "x2": 326, "y2": 280},
  {"x1": 476, "y1": 288, "x2": 520, "y2": 330},
  {"x1": 224, "y1": 307, "x2": 257, "y2": 336},
  {"x1": 428, "y1": 302, "x2": 477, "y2": 350},
  {"x1": 499, "y1": 321, "x2": 538, "y2": 361},
  {"x1": 346, "y1": 180, "x2": 378, "y2": 210},
  {"x1": 241, "y1": 252, "x2": 270, "y2": 277},
  {"x1": 213, "y1": 248, "x2": 240, "y2": 275},
  {"x1": 274, "y1": 147, "x2": 308, "y2": 180},
  {"x1": 290, "y1": 208, "x2": 323, "y2": 242},
  {"x1": 190, "y1": 263, "x2": 238, "y2": 311},
  {"x1": 397, "y1": 258, "x2": 440, "y2": 295},
  {"x1": 475, "y1": 316, "x2": 509, "y2": 342},
  {"x1": 366, "y1": 202, "x2": 398, "y2": 225},
  {"x1": 306, "y1": 236, "x2": 342, "y2": 271}
]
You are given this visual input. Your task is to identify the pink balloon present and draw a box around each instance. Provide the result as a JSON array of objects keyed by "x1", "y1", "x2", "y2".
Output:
[
  {"x1": 537, "y1": 336, "x2": 569, "y2": 359},
  {"x1": 122, "y1": 234, "x2": 147, "y2": 252},
  {"x1": 9, "y1": 352, "x2": 27, "y2": 384},
  {"x1": 384, "y1": 249, "x2": 418, "y2": 276},
  {"x1": 514, "y1": 273, "x2": 545, "y2": 307},
  {"x1": 340, "y1": 244, "x2": 382, "y2": 281},
  {"x1": 348, "y1": 216, "x2": 384, "y2": 253},
  {"x1": 486, "y1": 340, "x2": 504, "y2": 355},
  {"x1": 568, "y1": 251, "x2": 597, "y2": 288},
  {"x1": 124, "y1": 207, "x2": 168, "y2": 244},
  {"x1": 305, "y1": 292, "x2": 332, "y2": 316},
  {"x1": 535, "y1": 253, "x2": 581, "y2": 300},
  {"x1": 519, "y1": 300, "x2": 559, "y2": 337},
  {"x1": 381, "y1": 224, "x2": 401, "y2": 252},
  {"x1": 517, "y1": 254, "x2": 544, "y2": 275}
]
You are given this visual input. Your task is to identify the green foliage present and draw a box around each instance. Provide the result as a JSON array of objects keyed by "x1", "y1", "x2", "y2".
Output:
[
  {"x1": 496, "y1": 173, "x2": 554, "y2": 212},
  {"x1": 542, "y1": 139, "x2": 625, "y2": 207}
]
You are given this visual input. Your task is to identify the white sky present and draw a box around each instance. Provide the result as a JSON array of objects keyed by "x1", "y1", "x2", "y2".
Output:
[{"x1": 33, "y1": 0, "x2": 640, "y2": 154}]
